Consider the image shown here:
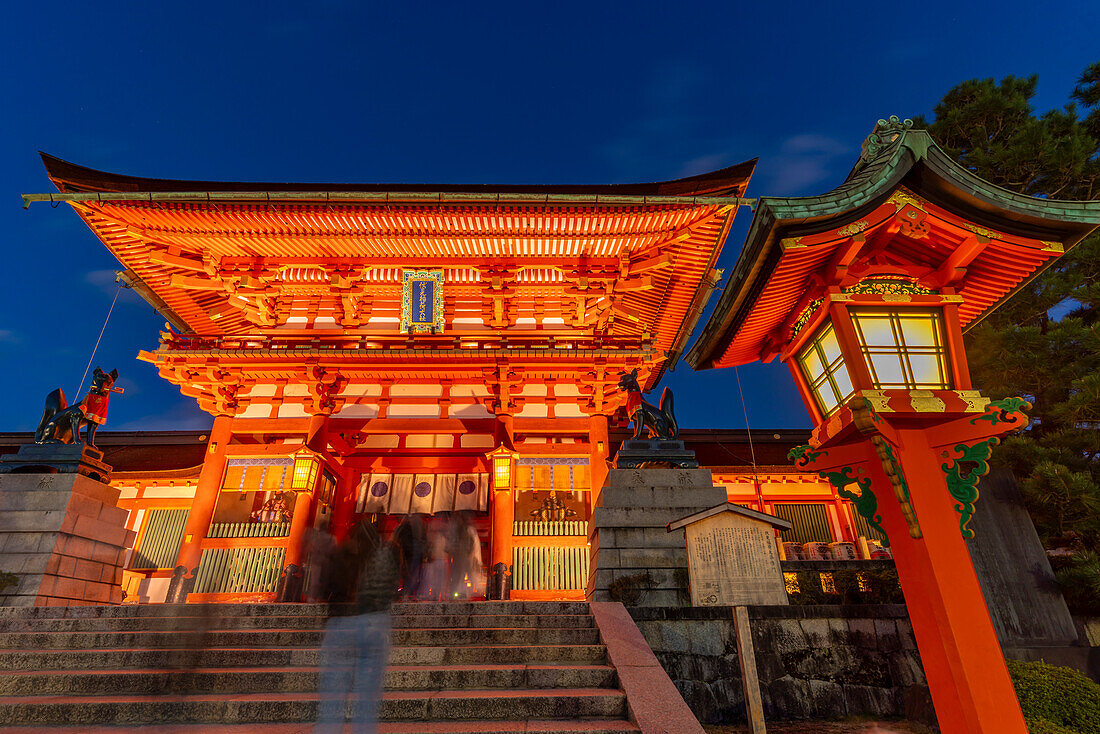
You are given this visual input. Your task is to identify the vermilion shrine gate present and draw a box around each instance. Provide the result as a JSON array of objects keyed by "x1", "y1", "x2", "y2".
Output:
[{"x1": 39, "y1": 152, "x2": 755, "y2": 601}]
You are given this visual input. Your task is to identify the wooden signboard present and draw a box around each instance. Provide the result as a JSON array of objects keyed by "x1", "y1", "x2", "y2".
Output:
[{"x1": 669, "y1": 503, "x2": 791, "y2": 607}]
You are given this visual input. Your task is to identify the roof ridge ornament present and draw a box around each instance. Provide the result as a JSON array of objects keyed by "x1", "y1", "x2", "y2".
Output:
[{"x1": 859, "y1": 115, "x2": 915, "y2": 165}]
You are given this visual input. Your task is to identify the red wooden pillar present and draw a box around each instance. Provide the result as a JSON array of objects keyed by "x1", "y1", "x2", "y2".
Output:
[
  {"x1": 864, "y1": 430, "x2": 1027, "y2": 734},
  {"x1": 490, "y1": 414, "x2": 515, "y2": 572},
  {"x1": 796, "y1": 401, "x2": 1031, "y2": 734},
  {"x1": 175, "y1": 415, "x2": 233, "y2": 571},
  {"x1": 588, "y1": 414, "x2": 610, "y2": 505},
  {"x1": 283, "y1": 490, "x2": 315, "y2": 570},
  {"x1": 329, "y1": 462, "x2": 358, "y2": 543}
]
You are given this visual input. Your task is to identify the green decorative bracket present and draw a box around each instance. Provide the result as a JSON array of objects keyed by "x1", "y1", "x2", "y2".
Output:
[
  {"x1": 941, "y1": 437, "x2": 1000, "y2": 538},
  {"x1": 788, "y1": 444, "x2": 827, "y2": 468},
  {"x1": 819, "y1": 467, "x2": 889, "y2": 547},
  {"x1": 871, "y1": 436, "x2": 921, "y2": 539},
  {"x1": 970, "y1": 397, "x2": 1032, "y2": 427}
]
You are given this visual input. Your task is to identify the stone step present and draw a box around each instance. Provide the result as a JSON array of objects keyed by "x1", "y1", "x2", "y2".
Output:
[
  {"x1": 0, "y1": 664, "x2": 618, "y2": 696},
  {"x1": 0, "y1": 644, "x2": 610, "y2": 671},
  {"x1": 0, "y1": 626, "x2": 601, "y2": 649},
  {"x1": 393, "y1": 614, "x2": 594, "y2": 630},
  {"x1": 0, "y1": 688, "x2": 628, "y2": 725},
  {"x1": 0, "y1": 613, "x2": 595, "y2": 633},
  {"x1": 0, "y1": 603, "x2": 331, "y2": 619},
  {"x1": 4, "y1": 719, "x2": 640, "y2": 733},
  {"x1": 0, "y1": 601, "x2": 592, "y2": 619}
]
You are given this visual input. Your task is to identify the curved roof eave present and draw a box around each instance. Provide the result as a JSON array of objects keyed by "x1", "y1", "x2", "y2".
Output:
[
  {"x1": 40, "y1": 152, "x2": 758, "y2": 200},
  {"x1": 685, "y1": 124, "x2": 1100, "y2": 371}
]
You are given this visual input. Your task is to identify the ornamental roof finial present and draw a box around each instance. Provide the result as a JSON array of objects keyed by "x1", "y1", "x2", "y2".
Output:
[{"x1": 859, "y1": 115, "x2": 914, "y2": 163}]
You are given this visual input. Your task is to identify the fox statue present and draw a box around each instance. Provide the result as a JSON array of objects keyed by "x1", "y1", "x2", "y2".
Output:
[
  {"x1": 35, "y1": 367, "x2": 120, "y2": 449},
  {"x1": 617, "y1": 368, "x2": 678, "y2": 440}
]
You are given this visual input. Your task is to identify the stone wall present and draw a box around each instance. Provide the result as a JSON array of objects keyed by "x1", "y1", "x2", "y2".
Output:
[
  {"x1": 966, "y1": 467, "x2": 1077, "y2": 647},
  {"x1": 589, "y1": 467, "x2": 727, "y2": 606},
  {"x1": 0, "y1": 471, "x2": 133, "y2": 606},
  {"x1": 629, "y1": 605, "x2": 932, "y2": 725}
]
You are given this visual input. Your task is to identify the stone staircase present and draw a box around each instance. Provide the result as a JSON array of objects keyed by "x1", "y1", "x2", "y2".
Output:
[{"x1": 0, "y1": 601, "x2": 698, "y2": 732}]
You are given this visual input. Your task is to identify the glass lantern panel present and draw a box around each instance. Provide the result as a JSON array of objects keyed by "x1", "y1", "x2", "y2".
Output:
[
  {"x1": 292, "y1": 459, "x2": 315, "y2": 490},
  {"x1": 855, "y1": 316, "x2": 896, "y2": 347},
  {"x1": 832, "y1": 362, "x2": 855, "y2": 400},
  {"x1": 869, "y1": 353, "x2": 907, "y2": 386},
  {"x1": 818, "y1": 327, "x2": 843, "y2": 363},
  {"x1": 799, "y1": 348, "x2": 825, "y2": 382},
  {"x1": 908, "y1": 353, "x2": 946, "y2": 387},
  {"x1": 815, "y1": 383, "x2": 839, "y2": 412},
  {"x1": 898, "y1": 316, "x2": 938, "y2": 347}
]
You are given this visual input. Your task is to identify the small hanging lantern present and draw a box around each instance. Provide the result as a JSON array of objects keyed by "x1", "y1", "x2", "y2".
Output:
[
  {"x1": 290, "y1": 449, "x2": 322, "y2": 491},
  {"x1": 486, "y1": 445, "x2": 518, "y2": 491}
]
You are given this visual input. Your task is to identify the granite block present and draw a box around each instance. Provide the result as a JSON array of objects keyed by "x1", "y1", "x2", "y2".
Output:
[
  {"x1": 71, "y1": 515, "x2": 130, "y2": 547},
  {"x1": 0, "y1": 511, "x2": 67, "y2": 533},
  {"x1": 599, "y1": 486, "x2": 729, "y2": 509},
  {"x1": 601, "y1": 527, "x2": 687, "y2": 549},
  {"x1": 616, "y1": 547, "x2": 688, "y2": 568},
  {"x1": 608, "y1": 467, "x2": 717, "y2": 490},
  {"x1": 0, "y1": 472, "x2": 127, "y2": 607},
  {"x1": 74, "y1": 559, "x2": 104, "y2": 582}
]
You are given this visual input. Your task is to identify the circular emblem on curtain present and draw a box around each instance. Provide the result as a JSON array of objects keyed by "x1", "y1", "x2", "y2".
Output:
[
  {"x1": 414, "y1": 482, "x2": 432, "y2": 497},
  {"x1": 458, "y1": 480, "x2": 476, "y2": 495},
  {"x1": 370, "y1": 481, "x2": 389, "y2": 497}
]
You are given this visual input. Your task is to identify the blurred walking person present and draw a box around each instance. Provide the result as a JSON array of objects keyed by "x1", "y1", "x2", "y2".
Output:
[
  {"x1": 420, "y1": 512, "x2": 450, "y2": 601},
  {"x1": 447, "y1": 511, "x2": 485, "y2": 600},
  {"x1": 393, "y1": 513, "x2": 426, "y2": 599},
  {"x1": 315, "y1": 518, "x2": 398, "y2": 733}
]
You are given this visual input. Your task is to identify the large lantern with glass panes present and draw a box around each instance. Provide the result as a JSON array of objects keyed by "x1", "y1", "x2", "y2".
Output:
[{"x1": 686, "y1": 119, "x2": 1100, "y2": 734}]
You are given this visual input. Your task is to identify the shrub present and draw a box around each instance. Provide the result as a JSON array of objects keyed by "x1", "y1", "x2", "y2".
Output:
[
  {"x1": 1026, "y1": 718, "x2": 1082, "y2": 734},
  {"x1": 1008, "y1": 659, "x2": 1100, "y2": 734}
]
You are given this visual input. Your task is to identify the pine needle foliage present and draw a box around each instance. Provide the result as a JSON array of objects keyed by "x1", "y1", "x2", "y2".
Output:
[{"x1": 916, "y1": 65, "x2": 1100, "y2": 568}]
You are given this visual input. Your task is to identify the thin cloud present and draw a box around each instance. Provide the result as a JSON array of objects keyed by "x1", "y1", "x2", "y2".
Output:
[{"x1": 761, "y1": 133, "x2": 851, "y2": 194}]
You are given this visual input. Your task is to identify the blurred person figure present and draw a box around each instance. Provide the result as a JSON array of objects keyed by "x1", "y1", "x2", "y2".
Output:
[
  {"x1": 447, "y1": 511, "x2": 485, "y2": 600},
  {"x1": 420, "y1": 512, "x2": 451, "y2": 601},
  {"x1": 393, "y1": 513, "x2": 427, "y2": 599},
  {"x1": 303, "y1": 518, "x2": 337, "y2": 603},
  {"x1": 315, "y1": 518, "x2": 398, "y2": 734},
  {"x1": 162, "y1": 590, "x2": 219, "y2": 699}
]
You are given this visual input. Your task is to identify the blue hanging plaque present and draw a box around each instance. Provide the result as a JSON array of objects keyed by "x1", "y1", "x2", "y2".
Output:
[{"x1": 400, "y1": 269, "x2": 444, "y2": 333}]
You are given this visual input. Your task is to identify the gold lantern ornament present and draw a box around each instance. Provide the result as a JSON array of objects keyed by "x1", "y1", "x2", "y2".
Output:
[
  {"x1": 290, "y1": 449, "x2": 322, "y2": 491},
  {"x1": 486, "y1": 445, "x2": 518, "y2": 491}
]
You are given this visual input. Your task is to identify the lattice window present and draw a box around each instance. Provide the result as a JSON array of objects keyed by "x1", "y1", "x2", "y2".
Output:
[
  {"x1": 797, "y1": 322, "x2": 855, "y2": 416},
  {"x1": 130, "y1": 509, "x2": 190, "y2": 570},
  {"x1": 851, "y1": 309, "x2": 951, "y2": 389},
  {"x1": 774, "y1": 503, "x2": 833, "y2": 544}
]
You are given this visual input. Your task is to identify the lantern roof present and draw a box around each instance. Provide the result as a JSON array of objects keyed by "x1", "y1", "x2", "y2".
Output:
[{"x1": 685, "y1": 118, "x2": 1100, "y2": 371}]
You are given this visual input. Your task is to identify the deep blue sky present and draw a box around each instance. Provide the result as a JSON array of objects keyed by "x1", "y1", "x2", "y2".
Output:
[{"x1": 1, "y1": 2, "x2": 1096, "y2": 433}]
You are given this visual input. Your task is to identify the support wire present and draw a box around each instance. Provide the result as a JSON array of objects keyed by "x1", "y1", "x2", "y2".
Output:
[
  {"x1": 75, "y1": 282, "x2": 124, "y2": 399},
  {"x1": 734, "y1": 366, "x2": 763, "y2": 498}
]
